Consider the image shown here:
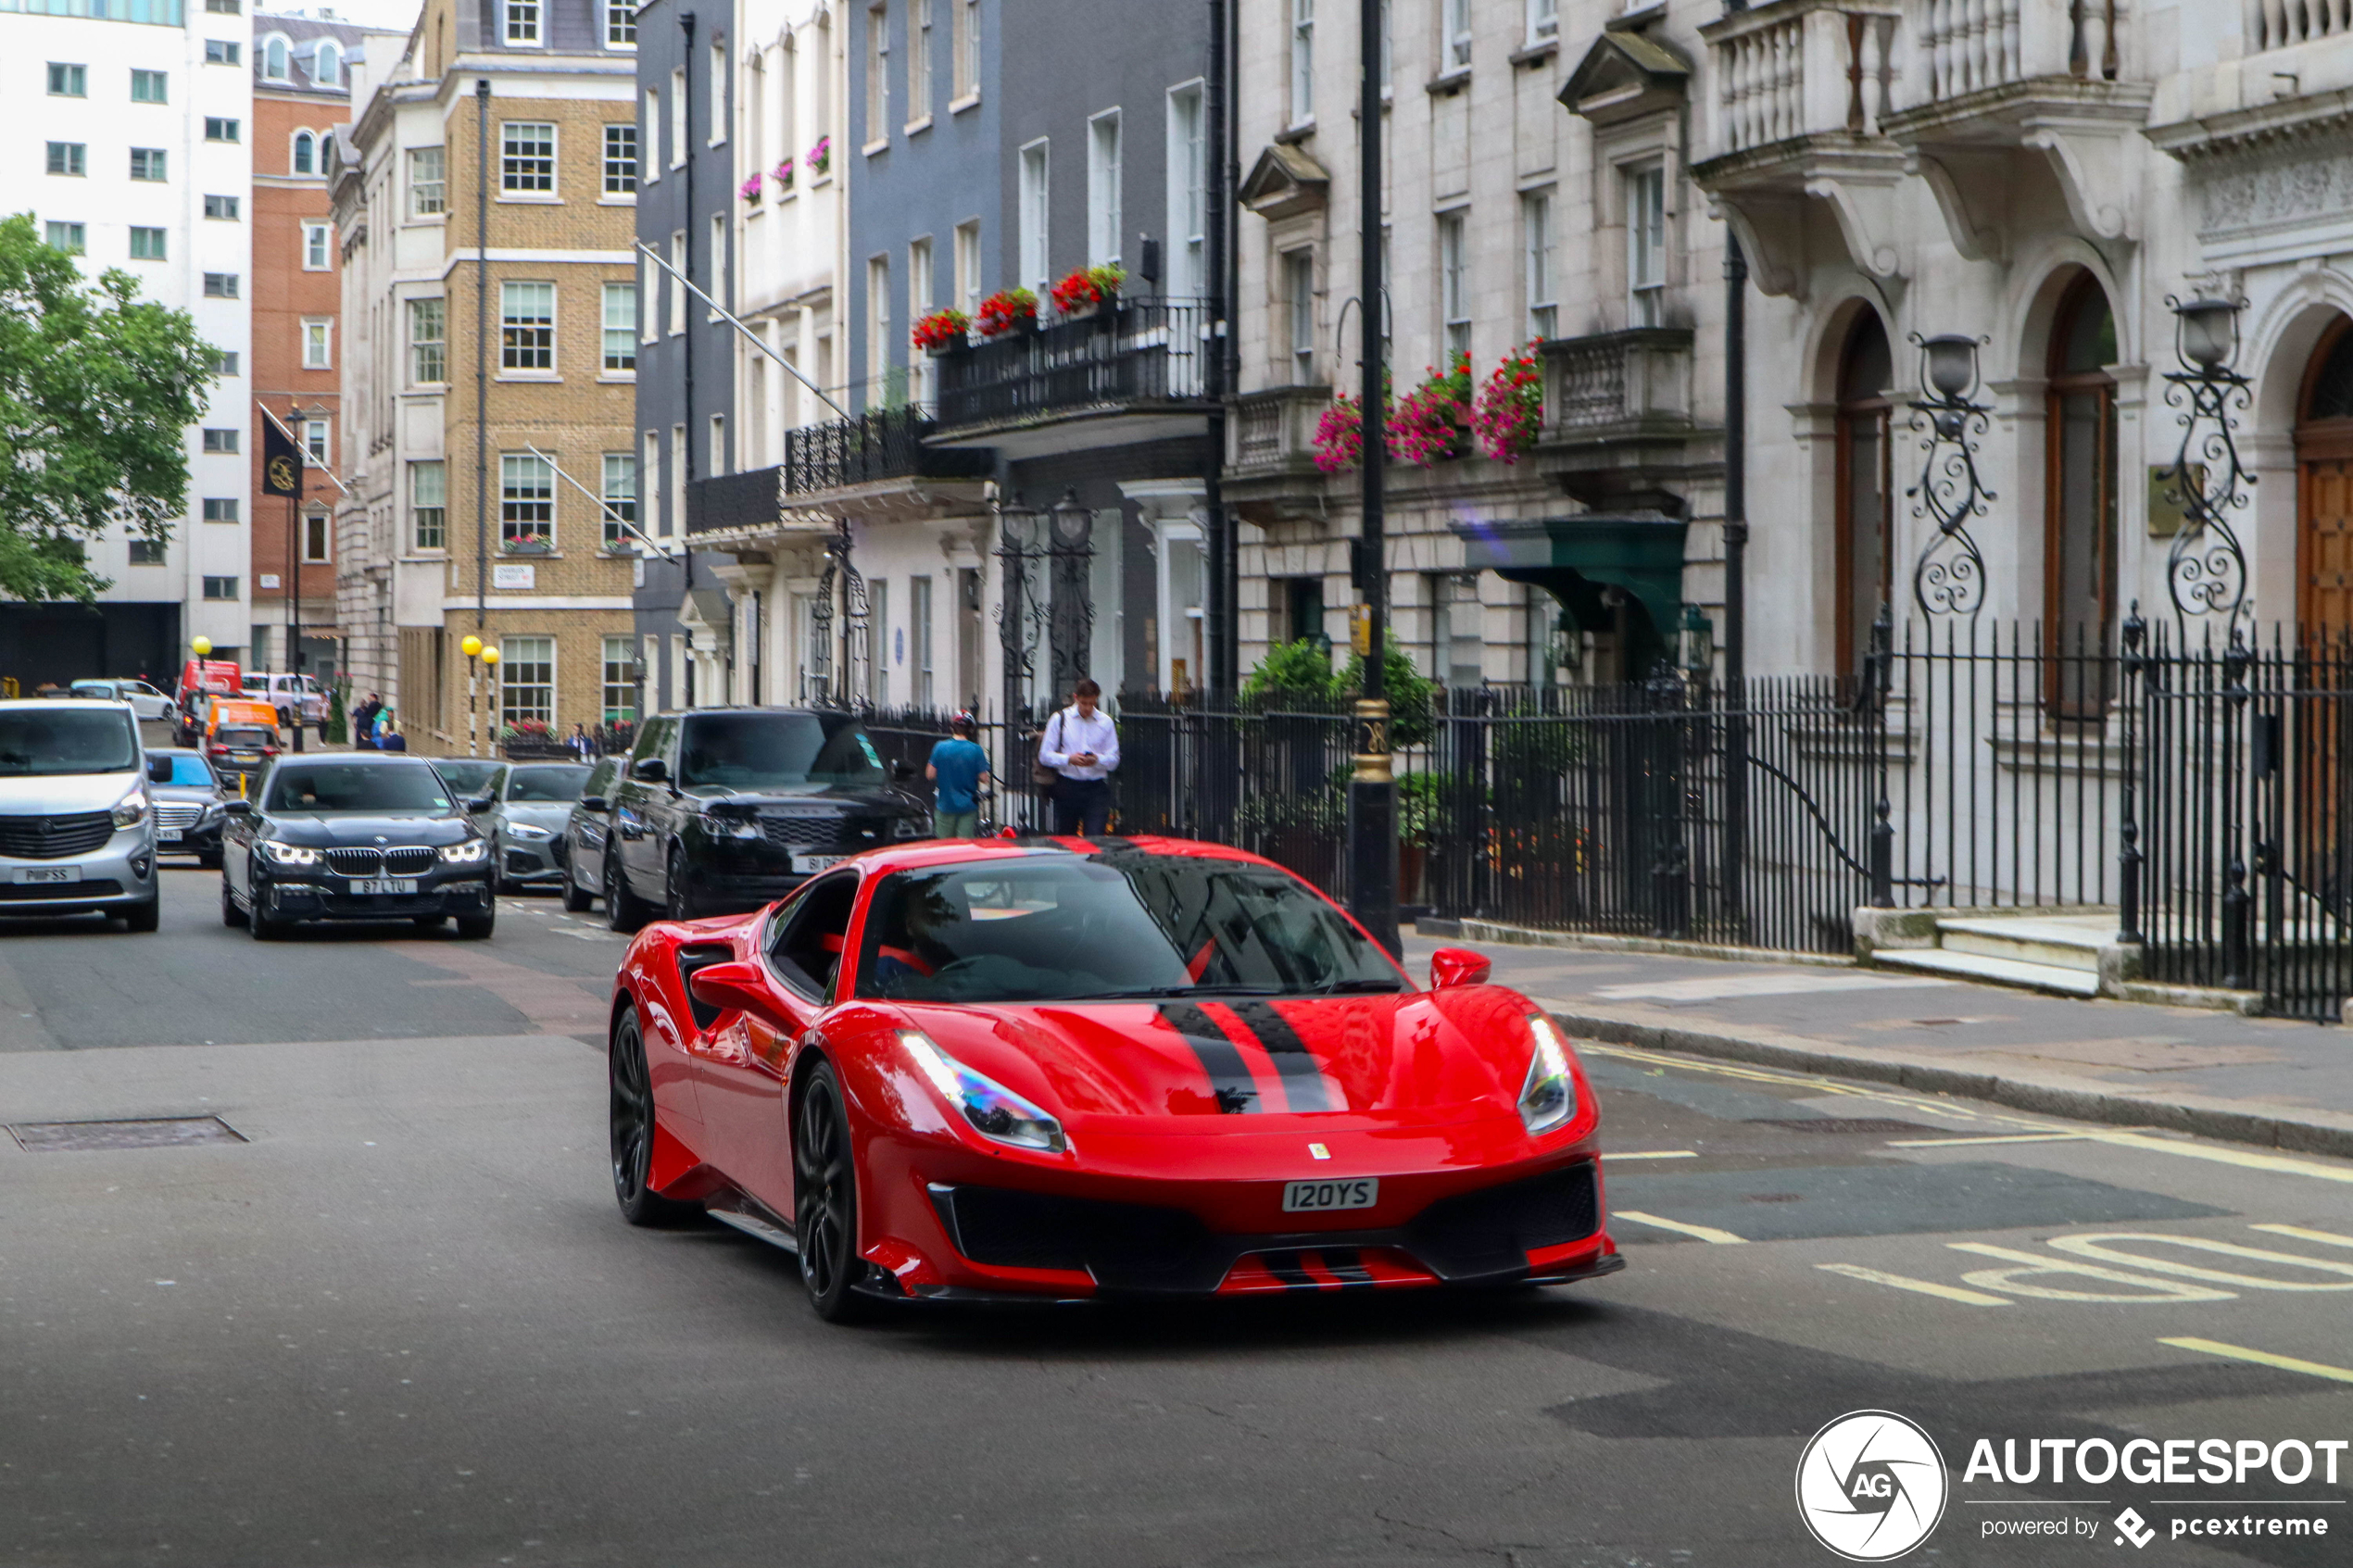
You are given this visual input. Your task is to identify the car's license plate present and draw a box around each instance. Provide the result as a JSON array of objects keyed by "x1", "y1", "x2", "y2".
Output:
[
  {"x1": 351, "y1": 878, "x2": 419, "y2": 896},
  {"x1": 12, "y1": 866, "x2": 82, "y2": 885},
  {"x1": 1281, "y1": 1177, "x2": 1378, "y2": 1213},
  {"x1": 232, "y1": 753, "x2": 259, "y2": 763},
  {"x1": 790, "y1": 853, "x2": 847, "y2": 874},
  {"x1": 157, "y1": 828, "x2": 182, "y2": 843}
]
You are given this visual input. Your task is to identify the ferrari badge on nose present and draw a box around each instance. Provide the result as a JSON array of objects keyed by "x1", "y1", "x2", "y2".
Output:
[{"x1": 1307, "y1": 1142, "x2": 1330, "y2": 1160}]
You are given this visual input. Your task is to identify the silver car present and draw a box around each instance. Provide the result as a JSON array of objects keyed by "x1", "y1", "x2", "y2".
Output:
[
  {"x1": 72, "y1": 679, "x2": 174, "y2": 722},
  {"x1": 482, "y1": 760, "x2": 592, "y2": 894},
  {"x1": 0, "y1": 700, "x2": 160, "y2": 931}
]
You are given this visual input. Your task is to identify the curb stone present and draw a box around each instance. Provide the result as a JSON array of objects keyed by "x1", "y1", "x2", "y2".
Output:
[{"x1": 1543, "y1": 1007, "x2": 2353, "y2": 1164}]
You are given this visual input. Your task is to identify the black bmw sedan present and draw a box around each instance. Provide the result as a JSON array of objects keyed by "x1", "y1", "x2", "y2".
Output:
[{"x1": 220, "y1": 756, "x2": 496, "y2": 940}]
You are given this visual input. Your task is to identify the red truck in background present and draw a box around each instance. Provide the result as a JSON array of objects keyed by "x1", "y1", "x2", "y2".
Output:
[{"x1": 172, "y1": 658, "x2": 245, "y2": 746}]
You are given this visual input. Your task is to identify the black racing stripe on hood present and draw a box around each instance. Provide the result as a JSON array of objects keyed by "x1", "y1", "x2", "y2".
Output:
[
  {"x1": 1157, "y1": 1002, "x2": 1260, "y2": 1114},
  {"x1": 1227, "y1": 1000, "x2": 1330, "y2": 1112}
]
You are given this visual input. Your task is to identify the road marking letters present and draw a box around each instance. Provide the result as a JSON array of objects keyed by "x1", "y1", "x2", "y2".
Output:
[{"x1": 1814, "y1": 1263, "x2": 2012, "y2": 1306}]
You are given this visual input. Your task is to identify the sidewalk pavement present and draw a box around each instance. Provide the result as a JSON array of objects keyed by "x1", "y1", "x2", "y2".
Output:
[{"x1": 1401, "y1": 925, "x2": 2353, "y2": 1161}]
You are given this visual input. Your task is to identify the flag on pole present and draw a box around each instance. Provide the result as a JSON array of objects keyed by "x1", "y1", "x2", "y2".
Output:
[{"x1": 261, "y1": 416, "x2": 305, "y2": 497}]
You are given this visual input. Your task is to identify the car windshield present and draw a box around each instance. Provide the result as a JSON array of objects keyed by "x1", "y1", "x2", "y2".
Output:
[
  {"x1": 71, "y1": 682, "x2": 114, "y2": 697},
  {"x1": 266, "y1": 763, "x2": 454, "y2": 814},
  {"x1": 0, "y1": 709, "x2": 140, "y2": 776},
  {"x1": 856, "y1": 853, "x2": 1405, "y2": 1003},
  {"x1": 216, "y1": 727, "x2": 274, "y2": 747},
  {"x1": 432, "y1": 760, "x2": 506, "y2": 796},
  {"x1": 156, "y1": 755, "x2": 216, "y2": 786},
  {"x1": 678, "y1": 712, "x2": 885, "y2": 791},
  {"x1": 507, "y1": 764, "x2": 588, "y2": 802}
]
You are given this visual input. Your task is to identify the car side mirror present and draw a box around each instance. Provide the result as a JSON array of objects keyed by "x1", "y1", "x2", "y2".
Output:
[
  {"x1": 687, "y1": 960, "x2": 783, "y2": 1022},
  {"x1": 465, "y1": 795, "x2": 496, "y2": 813},
  {"x1": 580, "y1": 795, "x2": 609, "y2": 814},
  {"x1": 221, "y1": 800, "x2": 253, "y2": 818},
  {"x1": 1428, "y1": 947, "x2": 1492, "y2": 989},
  {"x1": 146, "y1": 757, "x2": 173, "y2": 784},
  {"x1": 633, "y1": 757, "x2": 666, "y2": 783}
]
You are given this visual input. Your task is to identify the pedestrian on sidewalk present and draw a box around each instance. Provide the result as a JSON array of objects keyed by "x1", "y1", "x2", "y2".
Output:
[
  {"x1": 1038, "y1": 680, "x2": 1118, "y2": 836},
  {"x1": 377, "y1": 713, "x2": 406, "y2": 752},
  {"x1": 352, "y1": 693, "x2": 383, "y2": 749},
  {"x1": 926, "y1": 713, "x2": 991, "y2": 839},
  {"x1": 566, "y1": 722, "x2": 596, "y2": 762}
]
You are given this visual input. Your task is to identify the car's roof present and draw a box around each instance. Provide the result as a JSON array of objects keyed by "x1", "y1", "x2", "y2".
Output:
[
  {"x1": 276, "y1": 752, "x2": 437, "y2": 765},
  {"x1": 0, "y1": 697, "x2": 140, "y2": 711},
  {"x1": 507, "y1": 759, "x2": 591, "y2": 770},
  {"x1": 850, "y1": 834, "x2": 1278, "y2": 875}
]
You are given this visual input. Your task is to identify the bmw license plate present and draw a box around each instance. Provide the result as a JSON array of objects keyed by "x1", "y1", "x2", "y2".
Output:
[
  {"x1": 157, "y1": 829, "x2": 182, "y2": 843},
  {"x1": 790, "y1": 853, "x2": 847, "y2": 874},
  {"x1": 12, "y1": 866, "x2": 82, "y2": 885},
  {"x1": 1281, "y1": 1177, "x2": 1378, "y2": 1213},
  {"x1": 351, "y1": 878, "x2": 419, "y2": 896}
]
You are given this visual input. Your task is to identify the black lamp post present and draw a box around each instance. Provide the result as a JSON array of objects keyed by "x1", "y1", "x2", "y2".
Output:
[
  {"x1": 2162, "y1": 294, "x2": 2253, "y2": 635},
  {"x1": 1906, "y1": 332, "x2": 1994, "y2": 619},
  {"x1": 1348, "y1": 0, "x2": 1398, "y2": 956}
]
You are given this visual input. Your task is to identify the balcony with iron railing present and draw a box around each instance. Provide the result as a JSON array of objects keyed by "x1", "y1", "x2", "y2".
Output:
[
  {"x1": 686, "y1": 407, "x2": 993, "y2": 536},
  {"x1": 932, "y1": 297, "x2": 1214, "y2": 440}
]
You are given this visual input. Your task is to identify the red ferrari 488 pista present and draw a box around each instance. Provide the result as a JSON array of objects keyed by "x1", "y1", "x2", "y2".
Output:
[{"x1": 606, "y1": 835, "x2": 1622, "y2": 1319}]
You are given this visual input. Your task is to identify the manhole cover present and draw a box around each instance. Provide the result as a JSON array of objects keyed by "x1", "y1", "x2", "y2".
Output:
[
  {"x1": 7, "y1": 1116, "x2": 246, "y2": 1152},
  {"x1": 1744, "y1": 1118, "x2": 1937, "y2": 1135}
]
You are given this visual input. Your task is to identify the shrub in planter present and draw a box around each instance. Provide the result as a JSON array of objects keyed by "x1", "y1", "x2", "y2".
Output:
[
  {"x1": 1051, "y1": 262, "x2": 1126, "y2": 314},
  {"x1": 912, "y1": 307, "x2": 972, "y2": 353},
  {"x1": 1472, "y1": 341, "x2": 1544, "y2": 462},
  {"x1": 806, "y1": 135, "x2": 831, "y2": 176},
  {"x1": 1241, "y1": 637, "x2": 1341, "y2": 709},
  {"x1": 1387, "y1": 351, "x2": 1473, "y2": 467},
  {"x1": 975, "y1": 287, "x2": 1038, "y2": 337},
  {"x1": 1339, "y1": 643, "x2": 1440, "y2": 749}
]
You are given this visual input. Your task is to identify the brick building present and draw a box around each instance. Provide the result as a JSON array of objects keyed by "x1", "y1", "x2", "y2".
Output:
[
  {"x1": 250, "y1": 11, "x2": 398, "y2": 687},
  {"x1": 333, "y1": 0, "x2": 643, "y2": 754}
]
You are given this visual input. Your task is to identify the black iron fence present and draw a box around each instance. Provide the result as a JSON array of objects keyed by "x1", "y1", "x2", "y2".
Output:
[
  {"x1": 780, "y1": 405, "x2": 992, "y2": 499},
  {"x1": 937, "y1": 297, "x2": 1212, "y2": 430}
]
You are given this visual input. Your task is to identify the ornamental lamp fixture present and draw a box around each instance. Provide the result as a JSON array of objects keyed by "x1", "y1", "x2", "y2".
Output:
[
  {"x1": 2174, "y1": 296, "x2": 2241, "y2": 372},
  {"x1": 1680, "y1": 604, "x2": 1715, "y2": 678},
  {"x1": 997, "y1": 493, "x2": 1044, "y2": 552},
  {"x1": 1051, "y1": 488, "x2": 1093, "y2": 550},
  {"x1": 1922, "y1": 333, "x2": 1979, "y2": 400},
  {"x1": 461, "y1": 634, "x2": 483, "y2": 659},
  {"x1": 481, "y1": 646, "x2": 500, "y2": 667},
  {"x1": 191, "y1": 635, "x2": 212, "y2": 657}
]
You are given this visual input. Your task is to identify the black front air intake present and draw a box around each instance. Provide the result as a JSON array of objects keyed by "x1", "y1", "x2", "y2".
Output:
[
  {"x1": 930, "y1": 1185, "x2": 1224, "y2": 1293},
  {"x1": 1404, "y1": 1161, "x2": 1599, "y2": 1279}
]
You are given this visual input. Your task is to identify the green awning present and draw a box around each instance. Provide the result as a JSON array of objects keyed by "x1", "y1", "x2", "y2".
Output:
[{"x1": 1450, "y1": 514, "x2": 1689, "y2": 671}]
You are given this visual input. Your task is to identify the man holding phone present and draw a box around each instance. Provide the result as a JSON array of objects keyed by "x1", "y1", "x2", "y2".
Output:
[{"x1": 1038, "y1": 679, "x2": 1119, "y2": 835}]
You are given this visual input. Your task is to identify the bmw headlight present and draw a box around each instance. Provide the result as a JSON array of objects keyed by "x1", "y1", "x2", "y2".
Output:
[
  {"x1": 1518, "y1": 1013, "x2": 1579, "y2": 1135},
  {"x1": 111, "y1": 790, "x2": 149, "y2": 829},
  {"x1": 698, "y1": 810, "x2": 761, "y2": 841},
  {"x1": 508, "y1": 822, "x2": 553, "y2": 841},
  {"x1": 440, "y1": 838, "x2": 489, "y2": 864},
  {"x1": 258, "y1": 839, "x2": 320, "y2": 867},
  {"x1": 900, "y1": 1030, "x2": 1066, "y2": 1153}
]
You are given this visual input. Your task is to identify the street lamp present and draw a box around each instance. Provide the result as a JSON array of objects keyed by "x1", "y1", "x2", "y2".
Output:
[
  {"x1": 1906, "y1": 332, "x2": 1994, "y2": 618},
  {"x1": 2162, "y1": 294, "x2": 2252, "y2": 631},
  {"x1": 481, "y1": 646, "x2": 501, "y2": 753},
  {"x1": 1349, "y1": 0, "x2": 1399, "y2": 956},
  {"x1": 462, "y1": 633, "x2": 484, "y2": 757},
  {"x1": 192, "y1": 636, "x2": 212, "y2": 658}
]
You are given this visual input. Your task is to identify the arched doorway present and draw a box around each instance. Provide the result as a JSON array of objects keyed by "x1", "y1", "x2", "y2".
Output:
[
  {"x1": 2045, "y1": 275, "x2": 2118, "y2": 711},
  {"x1": 2296, "y1": 316, "x2": 2353, "y2": 635},
  {"x1": 1833, "y1": 311, "x2": 1894, "y2": 678}
]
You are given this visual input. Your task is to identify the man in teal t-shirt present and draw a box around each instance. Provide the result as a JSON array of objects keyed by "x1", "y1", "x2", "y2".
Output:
[{"x1": 925, "y1": 714, "x2": 991, "y2": 838}]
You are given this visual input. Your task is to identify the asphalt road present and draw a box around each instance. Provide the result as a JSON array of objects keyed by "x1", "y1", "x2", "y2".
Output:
[{"x1": 2, "y1": 871, "x2": 2350, "y2": 1567}]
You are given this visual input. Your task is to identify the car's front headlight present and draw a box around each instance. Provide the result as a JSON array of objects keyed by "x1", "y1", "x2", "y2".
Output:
[
  {"x1": 698, "y1": 810, "x2": 761, "y2": 841},
  {"x1": 440, "y1": 838, "x2": 489, "y2": 864},
  {"x1": 900, "y1": 1030, "x2": 1067, "y2": 1153},
  {"x1": 111, "y1": 791, "x2": 149, "y2": 829},
  {"x1": 258, "y1": 839, "x2": 319, "y2": 867},
  {"x1": 892, "y1": 816, "x2": 925, "y2": 838},
  {"x1": 508, "y1": 822, "x2": 553, "y2": 841},
  {"x1": 1518, "y1": 1013, "x2": 1579, "y2": 1135}
]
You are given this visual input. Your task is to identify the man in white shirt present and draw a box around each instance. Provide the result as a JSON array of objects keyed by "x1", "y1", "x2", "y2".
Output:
[{"x1": 1038, "y1": 678, "x2": 1120, "y2": 835}]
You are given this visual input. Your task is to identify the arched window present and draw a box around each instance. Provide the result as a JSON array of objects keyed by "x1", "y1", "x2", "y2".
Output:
[
  {"x1": 2045, "y1": 273, "x2": 2119, "y2": 710},
  {"x1": 265, "y1": 36, "x2": 289, "y2": 81},
  {"x1": 292, "y1": 131, "x2": 316, "y2": 175},
  {"x1": 2296, "y1": 318, "x2": 2353, "y2": 633},
  {"x1": 1834, "y1": 310, "x2": 1894, "y2": 678},
  {"x1": 314, "y1": 43, "x2": 340, "y2": 86}
]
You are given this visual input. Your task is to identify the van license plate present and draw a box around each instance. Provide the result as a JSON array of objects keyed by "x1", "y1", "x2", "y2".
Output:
[
  {"x1": 351, "y1": 878, "x2": 418, "y2": 896},
  {"x1": 1281, "y1": 1177, "x2": 1378, "y2": 1213},
  {"x1": 13, "y1": 866, "x2": 82, "y2": 884},
  {"x1": 790, "y1": 853, "x2": 847, "y2": 874}
]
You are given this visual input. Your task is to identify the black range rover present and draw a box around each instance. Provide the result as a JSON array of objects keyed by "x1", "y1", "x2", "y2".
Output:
[{"x1": 600, "y1": 709, "x2": 928, "y2": 927}]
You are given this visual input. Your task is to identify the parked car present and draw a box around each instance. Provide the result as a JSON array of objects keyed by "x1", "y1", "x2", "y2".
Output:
[
  {"x1": 480, "y1": 760, "x2": 591, "y2": 894},
  {"x1": 219, "y1": 755, "x2": 494, "y2": 939},
  {"x1": 144, "y1": 748, "x2": 229, "y2": 867},
  {"x1": 0, "y1": 699, "x2": 160, "y2": 931},
  {"x1": 602, "y1": 709, "x2": 928, "y2": 929},
  {"x1": 559, "y1": 755, "x2": 623, "y2": 913},
  {"x1": 428, "y1": 759, "x2": 507, "y2": 802},
  {"x1": 71, "y1": 679, "x2": 174, "y2": 722}
]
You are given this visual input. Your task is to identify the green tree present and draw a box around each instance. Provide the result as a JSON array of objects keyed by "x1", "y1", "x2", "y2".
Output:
[
  {"x1": 1339, "y1": 642, "x2": 1440, "y2": 748},
  {"x1": 0, "y1": 213, "x2": 215, "y2": 602},
  {"x1": 1239, "y1": 637, "x2": 1341, "y2": 709}
]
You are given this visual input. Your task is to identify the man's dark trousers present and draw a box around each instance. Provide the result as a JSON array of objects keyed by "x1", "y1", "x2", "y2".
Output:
[{"x1": 1051, "y1": 778, "x2": 1113, "y2": 835}]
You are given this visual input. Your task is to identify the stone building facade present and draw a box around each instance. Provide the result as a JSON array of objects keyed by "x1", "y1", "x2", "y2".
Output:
[{"x1": 333, "y1": 0, "x2": 642, "y2": 752}]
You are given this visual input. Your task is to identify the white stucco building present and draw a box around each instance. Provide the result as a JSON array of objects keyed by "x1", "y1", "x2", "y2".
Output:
[{"x1": 2, "y1": 0, "x2": 253, "y2": 679}]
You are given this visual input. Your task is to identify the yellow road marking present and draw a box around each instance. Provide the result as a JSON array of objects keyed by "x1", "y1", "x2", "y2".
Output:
[
  {"x1": 2086, "y1": 1132, "x2": 2353, "y2": 1185},
  {"x1": 1816, "y1": 1263, "x2": 2013, "y2": 1306},
  {"x1": 1615, "y1": 1210, "x2": 1747, "y2": 1245},
  {"x1": 2159, "y1": 1337, "x2": 2353, "y2": 1386},
  {"x1": 1608, "y1": 1149, "x2": 1700, "y2": 1160},
  {"x1": 1888, "y1": 1132, "x2": 2145, "y2": 1148},
  {"x1": 2251, "y1": 1223, "x2": 2353, "y2": 1249}
]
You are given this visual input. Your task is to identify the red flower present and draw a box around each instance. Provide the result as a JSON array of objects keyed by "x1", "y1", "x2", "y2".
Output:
[
  {"x1": 1050, "y1": 263, "x2": 1126, "y2": 314},
  {"x1": 912, "y1": 307, "x2": 971, "y2": 352},
  {"x1": 975, "y1": 288, "x2": 1038, "y2": 337}
]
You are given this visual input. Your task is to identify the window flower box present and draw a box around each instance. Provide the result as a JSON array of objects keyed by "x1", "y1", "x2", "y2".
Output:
[
  {"x1": 975, "y1": 287, "x2": 1038, "y2": 337},
  {"x1": 806, "y1": 135, "x2": 831, "y2": 178},
  {"x1": 912, "y1": 307, "x2": 972, "y2": 355},
  {"x1": 1471, "y1": 341, "x2": 1544, "y2": 463},
  {"x1": 738, "y1": 173, "x2": 762, "y2": 205},
  {"x1": 771, "y1": 156, "x2": 794, "y2": 193},
  {"x1": 1051, "y1": 262, "x2": 1125, "y2": 316},
  {"x1": 501, "y1": 535, "x2": 553, "y2": 557}
]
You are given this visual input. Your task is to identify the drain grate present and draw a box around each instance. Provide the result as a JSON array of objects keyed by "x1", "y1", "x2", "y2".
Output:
[
  {"x1": 1744, "y1": 1117, "x2": 1938, "y2": 1135},
  {"x1": 7, "y1": 1116, "x2": 247, "y2": 1152}
]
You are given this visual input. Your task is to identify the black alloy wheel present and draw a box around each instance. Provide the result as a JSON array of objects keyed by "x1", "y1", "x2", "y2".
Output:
[
  {"x1": 609, "y1": 1006, "x2": 698, "y2": 1227},
  {"x1": 794, "y1": 1061, "x2": 869, "y2": 1323},
  {"x1": 560, "y1": 855, "x2": 595, "y2": 912},
  {"x1": 664, "y1": 847, "x2": 697, "y2": 923},
  {"x1": 606, "y1": 851, "x2": 650, "y2": 933},
  {"x1": 247, "y1": 882, "x2": 281, "y2": 940}
]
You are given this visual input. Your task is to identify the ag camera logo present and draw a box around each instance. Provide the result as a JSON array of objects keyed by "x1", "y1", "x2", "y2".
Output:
[{"x1": 1796, "y1": 1411, "x2": 1949, "y2": 1561}]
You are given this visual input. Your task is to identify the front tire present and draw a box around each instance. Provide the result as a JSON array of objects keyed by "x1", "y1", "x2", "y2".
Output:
[
  {"x1": 795, "y1": 1061, "x2": 870, "y2": 1323},
  {"x1": 664, "y1": 848, "x2": 698, "y2": 923},
  {"x1": 560, "y1": 860, "x2": 595, "y2": 912},
  {"x1": 120, "y1": 896, "x2": 159, "y2": 934},
  {"x1": 609, "y1": 1006, "x2": 699, "y2": 1227},
  {"x1": 248, "y1": 892, "x2": 282, "y2": 941},
  {"x1": 455, "y1": 909, "x2": 495, "y2": 940},
  {"x1": 605, "y1": 850, "x2": 651, "y2": 933}
]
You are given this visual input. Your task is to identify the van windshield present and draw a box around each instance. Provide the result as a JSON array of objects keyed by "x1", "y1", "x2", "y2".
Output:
[
  {"x1": 0, "y1": 709, "x2": 140, "y2": 776},
  {"x1": 677, "y1": 713, "x2": 885, "y2": 790}
]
